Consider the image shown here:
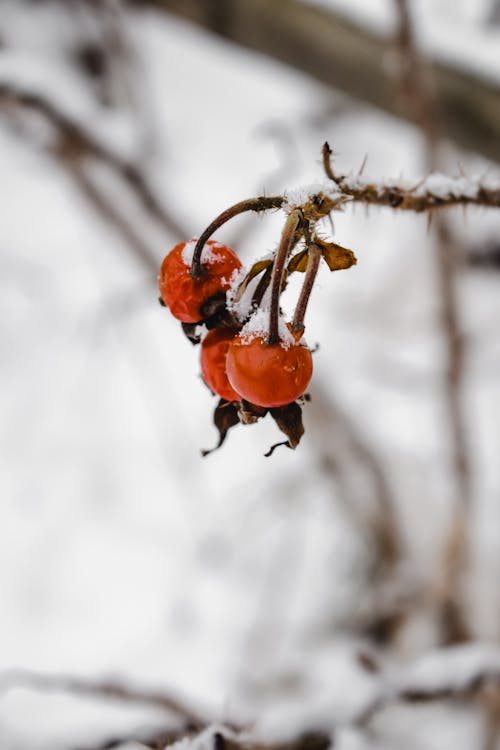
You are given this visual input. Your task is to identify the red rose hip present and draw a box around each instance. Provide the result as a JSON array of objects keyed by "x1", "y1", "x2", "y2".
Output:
[
  {"x1": 158, "y1": 240, "x2": 241, "y2": 323},
  {"x1": 226, "y1": 334, "x2": 313, "y2": 408},
  {"x1": 200, "y1": 327, "x2": 241, "y2": 402}
]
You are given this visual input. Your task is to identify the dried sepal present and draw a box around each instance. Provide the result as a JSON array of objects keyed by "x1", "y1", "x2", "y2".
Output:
[
  {"x1": 181, "y1": 322, "x2": 202, "y2": 345},
  {"x1": 238, "y1": 399, "x2": 267, "y2": 424},
  {"x1": 265, "y1": 401, "x2": 305, "y2": 456},
  {"x1": 199, "y1": 291, "x2": 228, "y2": 320},
  {"x1": 202, "y1": 399, "x2": 240, "y2": 457},
  {"x1": 232, "y1": 258, "x2": 273, "y2": 306},
  {"x1": 315, "y1": 238, "x2": 357, "y2": 271}
]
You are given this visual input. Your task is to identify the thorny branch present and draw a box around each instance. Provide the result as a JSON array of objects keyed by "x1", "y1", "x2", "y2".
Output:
[{"x1": 322, "y1": 144, "x2": 500, "y2": 212}]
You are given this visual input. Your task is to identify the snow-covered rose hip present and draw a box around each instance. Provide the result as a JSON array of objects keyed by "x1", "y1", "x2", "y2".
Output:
[
  {"x1": 200, "y1": 327, "x2": 241, "y2": 402},
  {"x1": 226, "y1": 330, "x2": 313, "y2": 408},
  {"x1": 158, "y1": 240, "x2": 241, "y2": 323}
]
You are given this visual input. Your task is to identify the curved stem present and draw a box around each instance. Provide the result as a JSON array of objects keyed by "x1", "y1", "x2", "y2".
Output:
[
  {"x1": 291, "y1": 243, "x2": 321, "y2": 335},
  {"x1": 268, "y1": 210, "x2": 301, "y2": 345},
  {"x1": 190, "y1": 195, "x2": 284, "y2": 278}
]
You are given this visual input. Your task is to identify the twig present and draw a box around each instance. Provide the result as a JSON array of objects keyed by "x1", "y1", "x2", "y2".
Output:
[
  {"x1": 0, "y1": 82, "x2": 188, "y2": 242},
  {"x1": 0, "y1": 668, "x2": 206, "y2": 728},
  {"x1": 391, "y1": 0, "x2": 471, "y2": 645},
  {"x1": 74, "y1": 723, "x2": 198, "y2": 750},
  {"x1": 357, "y1": 657, "x2": 500, "y2": 727},
  {"x1": 136, "y1": 0, "x2": 500, "y2": 163},
  {"x1": 309, "y1": 383, "x2": 404, "y2": 642},
  {"x1": 190, "y1": 196, "x2": 283, "y2": 278},
  {"x1": 322, "y1": 146, "x2": 500, "y2": 211},
  {"x1": 71, "y1": 163, "x2": 159, "y2": 272},
  {"x1": 78, "y1": 722, "x2": 331, "y2": 750}
]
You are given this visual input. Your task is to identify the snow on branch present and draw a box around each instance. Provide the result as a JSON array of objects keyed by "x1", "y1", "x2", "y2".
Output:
[
  {"x1": 322, "y1": 143, "x2": 500, "y2": 212},
  {"x1": 358, "y1": 643, "x2": 500, "y2": 724},
  {"x1": 0, "y1": 668, "x2": 206, "y2": 729}
]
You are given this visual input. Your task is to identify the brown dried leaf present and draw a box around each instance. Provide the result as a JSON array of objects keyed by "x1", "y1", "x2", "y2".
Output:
[
  {"x1": 232, "y1": 258, "x2": 273, "y2": 304},
  {"x1": 317, "y1": 240, "x2": 357, "y2": 271},
  {"x1": 202, "y1": 399, "x2": 240, "y2": 457},
  {"x1": 287, "y1": 249, "x2": 309, "y2": 273},
  {"x1": 238, "y1": 399, "x2": 267, "y2": 424}
]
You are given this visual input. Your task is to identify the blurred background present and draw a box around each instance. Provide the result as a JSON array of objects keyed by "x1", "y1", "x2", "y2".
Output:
[{"x1": 1, "y1": 0, "x2": 500, "y2": 748}]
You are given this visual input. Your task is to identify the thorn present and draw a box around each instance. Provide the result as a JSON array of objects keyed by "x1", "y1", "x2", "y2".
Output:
[
  {"x1": 358, "y1": 153, "x2": 368, "y2": 175},
  {"x1": 426, "y1": 210, "x2": 434, "y2": 233}
]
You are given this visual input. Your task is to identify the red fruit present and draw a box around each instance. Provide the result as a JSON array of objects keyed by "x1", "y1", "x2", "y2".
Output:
[
  {"x1": 201, "y1": 327, "x2": 241, "y2": 402},
  {"x1": 158, "y1": 240, "x2": 241, "y2": 323},
  {"x1": 226, "y1": 334, "x2": 313, "y2": 408}
]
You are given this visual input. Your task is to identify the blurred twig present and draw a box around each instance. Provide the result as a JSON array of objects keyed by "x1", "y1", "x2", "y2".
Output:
[
  {"x1": 357, "y1": 651, "x2": 500, "y2": 727},
  {"x1": 0, "y1": 669, "x2": 206, "y2": 728},
  {"x1": 71, "y1": 162, "x2": 160, "y2": 271},
  {"x1": 391, "y1": 0, "x2": 471, "y2": 646},
  {"x1": 74, "y1": 724, "x2": 198, "y2": 750},
  {"x1": 0, "y1": 82, "x2": 187, "y2": 244},
  {"x1": 137, "y1": 0, "x2": 500, "y2": 163},
  {"x1": 308, "y1": 383, "x2": 405, "y2": 642}
]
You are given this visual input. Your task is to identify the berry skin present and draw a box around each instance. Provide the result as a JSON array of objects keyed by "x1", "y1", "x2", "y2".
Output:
[
  {"x1": 200, "y1": 327, "x2": 241, "y2": 402},
  {"x1": 226, "y1": 334, "x2": 313, "y2": 408},
  {"x1": 158, "y1": 241, "x2": 241, "y2": 323}
]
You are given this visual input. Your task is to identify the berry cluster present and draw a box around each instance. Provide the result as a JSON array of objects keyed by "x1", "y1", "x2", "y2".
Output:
[{"x1": 158, "y1": 182, "x2": 356, "y2": 456}]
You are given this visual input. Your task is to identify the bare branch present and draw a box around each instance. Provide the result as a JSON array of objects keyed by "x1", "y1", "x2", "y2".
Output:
[
  {"x1": 0, "y1": 668, "x2": 206, "y2": 729},
  {"x1": 322, "y1": 146, "x2": 500, "y2": 212},
  {"x1": 357, "y1": 647, "x2": 500, "y2": 726},
  {"x1": 0, "y1": 82, "x2": 188, "y2": 242},
  {"x1": 74, "y1": 724, "x2": 197, "y2": 750},
  {"x1": 135, "y1": 0, "x2": 500, "y2": 163},
  {"x1": 390, "y1": 0, "x2": 471, "y2": 645}
]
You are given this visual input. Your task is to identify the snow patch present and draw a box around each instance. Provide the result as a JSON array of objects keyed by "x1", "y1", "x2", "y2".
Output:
[
  {"x1": 167, "y1": 726, "x2": 230, "y2": 750},
  {"x1": 283, "y1": 182, "x2": 341, "y2": 212},
  {"x1": 226, "y1": 266, "x2": 252, "y2": 322},
  {"x1": 181, "y1": 239, "x2": 228, "y2": 266},
  {"x1": 239, "y1": 309, "x2": 295, "y2": 348}
]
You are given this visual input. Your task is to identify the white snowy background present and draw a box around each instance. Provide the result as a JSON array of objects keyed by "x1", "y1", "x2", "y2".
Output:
[{"x1": 1, "y1": 0, "x2": 500, "y2": 748}]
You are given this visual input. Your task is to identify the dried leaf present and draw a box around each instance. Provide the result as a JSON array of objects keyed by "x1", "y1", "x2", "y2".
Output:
[
  {"x1": 267, "y1": 401, "x2": 305, "y2": 455},
  {"x1": 238, "y1": 399, "x2": 267, "y2": 424},
  {"x1": 317, "y1": 240, "x2": 357, "y2": 271},
  {"x1": 287, "y1": 249, "x2": 309, "y2": 273},
  {"x1": 202, "y1": 399, "x2": 240, "y2": 457},
  {"x1": 232, "y1": 258, "x2": 273, "y2": 304}
]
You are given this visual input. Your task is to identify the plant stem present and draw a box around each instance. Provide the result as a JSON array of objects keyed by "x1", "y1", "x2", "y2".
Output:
[
  {"x1": 291, "y1": 243, "x2": 321, "y2": 335},
  {"x1": 190, "y1": 195, "x2": 283, "y2": 278},
  {"x1": 268, "y1": 210, "x2": 301, "y2": 345}
]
